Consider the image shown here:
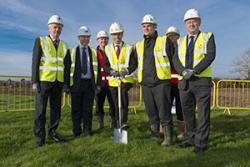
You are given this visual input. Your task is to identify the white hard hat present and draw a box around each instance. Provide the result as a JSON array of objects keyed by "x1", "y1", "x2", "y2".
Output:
[
  {"x1": 78, "y1": 26, "x2": 91, "y2": 36},
  {"x1": 48, "y1": 15, "x2": 63, "y2": 26},
  {"x1": 166, "y1": 26, "x2": 180, "y2": 35},
  {"x1": 97, "y1": 30, "x2": 109, "y2": 39},
  {"x1": 141, "y1": 14, "x2": 157, "y2": 25},
  {"x1": 109, "y1": 22, "x2": 124, "y2": 34},
  {"x1": 184, "y1": 9, "x2": 201, "y2": 21}
]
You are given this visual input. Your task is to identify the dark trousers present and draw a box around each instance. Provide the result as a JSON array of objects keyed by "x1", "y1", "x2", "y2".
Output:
[
  {"x1": 171, "y1": 84, "x2": 183, "y2": 121},
  {"x1": 71, "y1": 79, "x2": 95, "y2": 135},
  {"x1": 95, "y1": 87, "x2": 115, "y2": 118},
  {"x1": 33, "y1": 81, "x2": 63, "y2": 143},
  {"x1": 109, "y1": 83, "x2": 132, "y2": 128},
  {"x1": 180, "y1": 83, "x2": 211, "y2": 148},
  {"x1": 142, "y1": 82, "x2": 173, "y2": 127}
]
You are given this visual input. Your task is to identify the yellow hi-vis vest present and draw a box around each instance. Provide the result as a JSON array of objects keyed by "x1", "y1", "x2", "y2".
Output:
[
  {"x1": 136, "y1": 36, "x2": 171, "y2": 83},
  {"x1": 178, "y1": 32, "x2": 213, "y2": 80},
  {"x1": 69, "y1": 47, "x2": 98, "y2": 86},
  {"x1": 39, "y1": 36, "x2": 68, "y2": 82},
  {"x1": 105, "y1": 43, "x2": 134, "y2": 87}
]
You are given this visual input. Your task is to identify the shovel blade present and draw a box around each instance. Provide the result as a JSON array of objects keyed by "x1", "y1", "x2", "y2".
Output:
[{"x1": 114, "y1": 128, "x2": 128, "y2": 144}]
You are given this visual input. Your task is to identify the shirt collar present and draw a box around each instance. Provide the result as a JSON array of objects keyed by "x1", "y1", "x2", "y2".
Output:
[
  {"x1": 49, "y1": 34, "x2": 59, "y2": 42},
  {"x1": 80, "y1": 44, "x2": 88, "y2": 49},
  {"x1": 114, "y1": 42, "x2": 123, "y2": 48}
]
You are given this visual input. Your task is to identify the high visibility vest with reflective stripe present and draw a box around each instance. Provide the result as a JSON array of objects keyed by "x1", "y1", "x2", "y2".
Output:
[
  {"x1": 70, "y1": 47, "x2": 98, "y2": 86},
  {"x1": 105, "y1": 43, "x2": 134, "y2": 87},
  {"x1": 39, "y1": 36, "x2": 68, "y2": 82},
  {"x1": 178, "y1": 32, "x2": 213, "y2": 80},
  {"x1": 136, "y1": 36, "x2": 171, "y2": 83}
]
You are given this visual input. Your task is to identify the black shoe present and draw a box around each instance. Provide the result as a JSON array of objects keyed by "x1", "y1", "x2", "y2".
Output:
[
  {"x1": 150, "y1": 131, "x2": 160, "y2": 139},
  {"x1": 73, "y1": 133, "x2": 81, "y2": 137},
  {"x1": 83, "y1": 130, "x2": 92, "y2": 136},
  {"x1": 193, "y1": 146, "x2": 207, "y2": 153},
  {"x1": 121, "y1": 124, "x2": 129, "y2": 131},
  {"x1": 48, "y1": 134, "x2": 66, "y2": 142},
  {"x1": 179, "y1": 142, "x2": 194, "y2": 148},
  {"x1": 36, "y1": 141, "x2": 45, "y2": 147}
]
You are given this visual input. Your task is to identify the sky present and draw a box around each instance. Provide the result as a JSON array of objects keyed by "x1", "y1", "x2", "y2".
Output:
[{"x1": 0, "y1": 0, "x2": 250, "y2": 78}]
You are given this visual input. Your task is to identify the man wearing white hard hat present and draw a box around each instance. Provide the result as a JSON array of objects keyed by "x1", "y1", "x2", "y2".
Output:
[
  {"x1": 135, "y1": 14, "x2": 174, "y2": 146},
  {"x1": 32, "y1": 15, "x2": 70, "y2": 147},
  {"x1": 69, "y1": 26, "x2": 101, "y2": 136},
  {"x1": 165, "y1": 26, "x2": 185, "y2": 140},
  {"x1": 95, "y1": 30, "x2": 115, "y2": 130},
  {"x1": 103, "y1": 22, "x2": 137, "y2": 130},
  {"x1": 173, "y1": 9, "x2": 216, "y2": 153}
]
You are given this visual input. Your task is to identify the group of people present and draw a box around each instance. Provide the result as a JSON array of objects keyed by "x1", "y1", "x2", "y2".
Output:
[{"x1": 32, "y1": 8, "x2": 216, "y2": 154}]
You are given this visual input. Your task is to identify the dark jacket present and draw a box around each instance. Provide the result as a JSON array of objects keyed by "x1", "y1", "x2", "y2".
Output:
[
  {"x1": 134, "y1": 31, "x2": 175, "y2": 87},
  {"x1": 68, "y1": 45, "x2": 101, "y2": 92},
  {"x1": 31, "y1": 35, "x2": 70, "y2": 85},
  {"x1": 103, "y1": 42, "x2": 137, "y2": 75},
  {"x1": 172, "y1": 31, "x2": 216, "y2": 89}
]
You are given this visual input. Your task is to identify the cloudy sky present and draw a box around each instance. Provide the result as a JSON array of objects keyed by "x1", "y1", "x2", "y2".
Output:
[{"x1": 0, "y1": 0, "x2": 249, "y2": 77}]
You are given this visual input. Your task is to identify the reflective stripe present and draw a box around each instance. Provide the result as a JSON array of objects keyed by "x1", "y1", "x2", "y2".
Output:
[
  {"x1": 138, "y1": 55, "x2": 143, "y2": 61},
  {"x1": 43, "y1": 37, "x2": 49, "y2": 57},
  {"x1": 107, "y1": 45, "x2": 111, "y2": 61},
  {"x1": 161, "y1": 37, "x2": 166, "y2": 55},
  {"x1": 155, "y1": 62, "x2": 170, "y2": 67},
  {"x1": 71, "y1": 63, "x2": 75, "y2": 67},
  {"x1": 193, "y1": 59, "x2": 201, "y2": 65},
  {"x1": 92, "y1": 62, "x2": 98, "y2": 66},
  {"x1": 63, "y1": 43, "x2": 67, "y2": 57},
  {"x1": 178, "y1": 37, "x2": 184, "y2": 59},
  {"x1": 154, "y1": 52, "x2": 164, "y2": 57},
  {"x1": 102, "y1": 76, "x2": 107, "y2": 80},
  {"x1": 111, "y1": 64, "x2": 128, "y2": 69},
  {"x1": 179, "y1": 54, "x2": 185, "y2": 59},
  {"x1": 203, "y1": 32, "x2": 208, "y2": 54},
  {"x1": 125, "y1": 45, "x2": 130, "y2": 67},
  {"x1": 194, "y1": 49, "x2": 206, "y2": 54},
  {"x1": 41, "y1": 57, "x2": 64, "y2": 61},
  {"x1": 138, "y1": 66, "x2": 142, "y2": 71},
  {"x1": 40, "y1": 66, "x2": 64, "y2": 71},
  {"x1": 101, "y1": 68, "x2": 104, "y2": 72},
  {"x1": 94, "y1": 71, "x2": 98, "y2": 75},
  {"x1": 70, "y1": 73, "x2": 74, "y2": 77},
  {"x1": 171, "y1": 74, "x2": 179, "y2": 78}
]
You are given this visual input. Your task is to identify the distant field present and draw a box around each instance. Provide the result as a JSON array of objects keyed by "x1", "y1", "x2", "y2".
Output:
[{"x1": 1, "y1": 109, "x2": 250, "y2": 167}]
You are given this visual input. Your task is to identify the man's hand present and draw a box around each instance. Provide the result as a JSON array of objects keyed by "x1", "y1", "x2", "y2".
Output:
[
  {"x1": 182, "y1": 69, "x2": 195, "y2": 80},
  {"x1": 110, "y1": 70, "x2": 120, "y2": 77},
  {"x1": 119, "y1": 69, "x2": 129, "y2": 78},
  {"x1": 32, "y1": 83, "x2": 41, "y2": 93}
]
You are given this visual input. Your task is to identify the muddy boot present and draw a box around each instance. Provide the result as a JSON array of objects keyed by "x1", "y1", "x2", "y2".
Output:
[
  {"x1": 96, "y1": 115, "x2": 104, "y2": 130},
  {"x1": 177, "y1": 120, "x2": 185, "y2": 140},
  {"x1": 161, "y1": 126, "x2": 173, "y2": 146},
  {"x1": 150, "y1": 124, "x2": 160, "y2": 139}
]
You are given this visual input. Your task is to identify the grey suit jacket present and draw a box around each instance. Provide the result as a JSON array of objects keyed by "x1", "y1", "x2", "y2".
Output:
[{"x1": 172, "y1": 31, "x2": 216, "y2": 90}]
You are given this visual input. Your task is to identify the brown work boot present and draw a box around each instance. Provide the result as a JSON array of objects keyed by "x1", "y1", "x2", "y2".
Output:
[
  {"x1": 176, "y1": 120, "x2": 185, "y2": 140},
  {"x1": 161, "y1": 126, "x2": 173, "y2": 146}
]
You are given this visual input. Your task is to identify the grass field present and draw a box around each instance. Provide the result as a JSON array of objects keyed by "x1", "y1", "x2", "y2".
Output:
[{"x1": 1, "y1": 108, "x2": 250, "y2": 167}]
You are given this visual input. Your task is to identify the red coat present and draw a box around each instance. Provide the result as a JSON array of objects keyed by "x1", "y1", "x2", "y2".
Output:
[
  {"x1": 171, "y1": 68, "x2": 179, "y2": 85},
  {"x1": 97, "y1": 48, "x2": 109, "y2": 88}
]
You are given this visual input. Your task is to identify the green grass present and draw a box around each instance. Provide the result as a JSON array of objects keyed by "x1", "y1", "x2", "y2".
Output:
[{"x1": 1, "y1": 108, "x2": 250, "y2": 167}]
